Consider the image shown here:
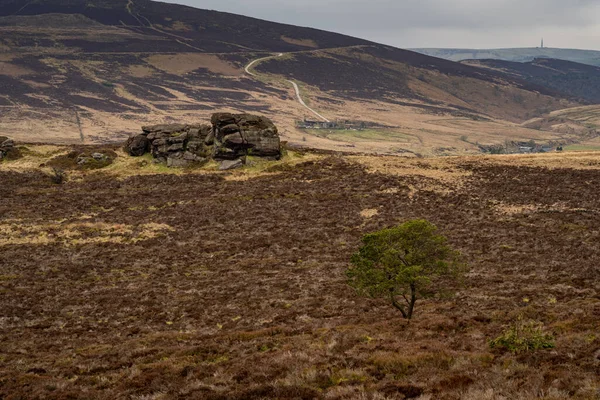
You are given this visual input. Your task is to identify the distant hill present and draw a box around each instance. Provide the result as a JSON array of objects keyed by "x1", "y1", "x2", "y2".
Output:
[
  {"x1": 463, "y1": 58, "x2": 600, "y2": 103},
  {"x1": 410, "y1": 48, "x2": 600, "y2": 67}
]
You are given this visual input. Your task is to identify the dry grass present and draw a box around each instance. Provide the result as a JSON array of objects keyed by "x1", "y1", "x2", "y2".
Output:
[
  {"x1": 1, "y1": 150, "x2": 599, "y2": 399},
  {"x1": 0, "y1": 220, "x2": 173, "y2": 246},
  {"x1": 144, "y1": 53, "x2": 242, "y2": 76},
  {"x1": 281, "y1": 36, "x2": 318, "y2": 48},
  {"x1": 0, "y1": 61, "x2": 34, "y2": 76}
]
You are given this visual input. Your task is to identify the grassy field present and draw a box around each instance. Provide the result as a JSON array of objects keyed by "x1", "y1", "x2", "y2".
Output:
[
  {"x1": 564, "y1": 144, "x2": 600, "y2": 152},
  {"x1": 1, "y1": 147, "x2": 600, "y2": 399},
  {"x1": 310, "y1": 129, "x2": 417, "y2": 144}
]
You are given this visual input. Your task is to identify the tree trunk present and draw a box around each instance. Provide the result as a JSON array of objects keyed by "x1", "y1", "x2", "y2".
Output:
[
  {"x1": 407, "y1": 283, "x2": 416, "y2": 319},
  {"x1": 390, "y1": 290, "x2": 408, "y2": 319}
]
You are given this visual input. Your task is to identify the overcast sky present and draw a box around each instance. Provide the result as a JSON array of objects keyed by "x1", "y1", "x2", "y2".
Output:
[{"x1": 162, "y1": 0, "x2": 600, "y2": 50}]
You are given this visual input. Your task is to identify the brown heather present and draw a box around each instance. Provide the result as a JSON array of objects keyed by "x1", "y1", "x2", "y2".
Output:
[{"x1": 0, "y1": 150, "x2": 599, "y2": 399}]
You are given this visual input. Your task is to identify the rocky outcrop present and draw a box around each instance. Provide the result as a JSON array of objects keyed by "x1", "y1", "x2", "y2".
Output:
[
  {"x1": 0, "y1": 137, "x2": 18, "y2": 161},
  {"x1": 212, "y1": 113, "x2": 281, "y2": 160},
  {"x1": 125, "y1": 113, "x2": 281, "y2": 168}
]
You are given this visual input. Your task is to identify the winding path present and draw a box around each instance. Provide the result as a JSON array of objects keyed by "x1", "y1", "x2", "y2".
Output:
[
  {"x1": 244, "y1": 53, "x2": 282, "y2": 76},
  {"x1": 244, "y1": 54, "x2": 330, "y2": 123},
  {"x1": 285, "y1": 80, "x2": 330, "y2": 122}
]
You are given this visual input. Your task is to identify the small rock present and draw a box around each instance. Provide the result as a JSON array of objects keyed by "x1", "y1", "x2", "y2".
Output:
[
  {"x1": 167, "y1": 143, "x2": 184, "y2": 152},
  {"x1": 91, "y1": 153, "x2": 106, "y2": 161},
  {"x1": 224, "y1": 132, "x2": 245, "y2": 146},
  {"x1": 219, "y1": 159, "x2": 244, "y2": 171},
  {"x1": 211, "y1": 113, "x2": 236, "y2": 126},
  {"x1": 213, "y1": 146, "x2": 239, "y2": 160},
  {"x1": 204, "y1": 130, "x2": 215, "y2": 146},
  {"x1": 126, "y1": 135, "x2": 149, "y2": 156},
  {"x1": 221, "y1": 124, "x2": 240, "y2": 134},
  {"x1": 146, "y1": 132, "x2": 163, "y2": 141},
  {"x1": 183, "y1": 151, "x2": 198, "y2": 161},
  {"x1": 186, "y1": 140, "x2": 203, "y2": 152},
  {"x1": 167, "y1": 157, "x2": 190, "y2": 168},
  {"x1": 167, "y1": 136, "x2": 186, "y2": 144}
]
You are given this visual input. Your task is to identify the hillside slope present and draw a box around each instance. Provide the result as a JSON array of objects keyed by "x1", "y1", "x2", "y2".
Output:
[
  {"x1": 0, "y1": 0, "x2": 372, "y2": 53},
  {"x1": 463, "y1": 58, "x2": 600, "y2": 104},
  {"x1": 0, "y1": 0, "x2": 594, "y2": 154}
]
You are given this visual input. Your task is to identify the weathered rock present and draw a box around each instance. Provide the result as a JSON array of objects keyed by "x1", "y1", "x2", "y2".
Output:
[
  {"x1": 167, "y1": 143, "x2": 184, "y2": 152},
  {"x1": 146, "y1": 132, "x2": 164, "y2": 141},
  {"x1": 204, "y1": 130, "x2": 215, "y2": 146},
  {"x1": 219, "y1": 159, "x2": 244, "y2": 170},
  {"x1": 211, "y1": 113, "x2": 281, "y2": 160},
  {"x1": 211, "y1": 113, "x2": 236, "y2": 127},
  {"x1": 0, "y1": 136, "x2": 13, "y2": 161},
  {"x1": 183, "y1": 151, "x2": 200, "y2": 161},
  {"x1": 213, "y1": 145, "x2": 238, "y2": 160},
  {"x1": 91, "y1": 153, "x2": 107, "y2": 161},
  {"x1": 223, "y1": 132, "x2": 245, "y2": 147},
  {"x1": 167, "y1": 135, "x2": 186, "y2": 144},
  {"x1": 129, "y1": 113, "x2": 280, "y2": 167},
  {"x1": 142, "y1": 124, "x2": 187, "y2": 134},
  {"x1": 126, "y1": 135, "x2": 150, "y2": 157},
  {"x1": 186, "y1": 140, "x2": 203, "y2": 153},
  {"x1": 221, "y1": 124, "x2": 240, "y2": 134},
  {"x1": 245, "y1": 128, "x2": 281, "y2": 158},
  {"x1": 167, "y1": 157, "x2": 190, "y2": 168}
]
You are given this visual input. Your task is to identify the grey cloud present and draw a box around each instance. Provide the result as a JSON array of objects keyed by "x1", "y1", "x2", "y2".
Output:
[{"x1": 165, "y1": 0, "x2": 600, "y2": 50}]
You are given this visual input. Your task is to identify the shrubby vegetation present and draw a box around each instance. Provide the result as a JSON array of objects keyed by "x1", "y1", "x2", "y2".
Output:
[{"x1": 490, "y1": 317, "x2": 555, "y2": 354}]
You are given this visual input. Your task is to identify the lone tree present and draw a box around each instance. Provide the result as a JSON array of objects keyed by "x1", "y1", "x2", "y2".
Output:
[{"x1": 347, "y1": 219, "x2": 464, "y2": 320}]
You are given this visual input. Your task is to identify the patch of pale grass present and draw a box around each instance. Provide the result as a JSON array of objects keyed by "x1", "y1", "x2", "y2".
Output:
[
  {"x1": 478, "y1": 151, "x2": 600, "y2": 170},
  {"x1": 223, "y1": 152, "x2": 322, "y2": 181},
  {"x1": 491, "y1": 200, "x2": 598, "y2": 216},
  {"x1": 0, "y1": 144, "x2": 70, "y2": 172},
  {"x1": 350, "y1": 155, "x2": 471, "y2": 193},
  {"x1": 0, "y1": 220, "x2": 174, "y2": 247},
  {"x1": 360, "y1": 208, "x2": 379, "y2": 218}
]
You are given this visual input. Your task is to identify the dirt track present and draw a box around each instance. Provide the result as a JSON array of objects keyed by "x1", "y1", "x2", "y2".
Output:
[{"x1": 0, "y1": 154, "x2": 599, "y2": 399}]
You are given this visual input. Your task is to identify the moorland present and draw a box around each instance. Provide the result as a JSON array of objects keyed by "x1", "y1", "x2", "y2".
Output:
[{"x1": 1, "y1": 147, "x2": 599, "y2": 399}]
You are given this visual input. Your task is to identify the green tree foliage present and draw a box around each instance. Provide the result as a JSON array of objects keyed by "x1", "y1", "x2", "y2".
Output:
[{"x1": 347, "y1": 219, "x2": 464, "y2": 320}]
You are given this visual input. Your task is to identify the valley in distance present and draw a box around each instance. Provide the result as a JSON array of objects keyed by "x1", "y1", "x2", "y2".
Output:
[{"x1": 0, "y1": 0, "x2": 599, "y2": 399}]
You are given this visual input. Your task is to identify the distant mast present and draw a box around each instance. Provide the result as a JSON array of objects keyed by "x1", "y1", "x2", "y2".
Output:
[{"x1": 541, "y1": 38, "x2": 544, "y2": 48}]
